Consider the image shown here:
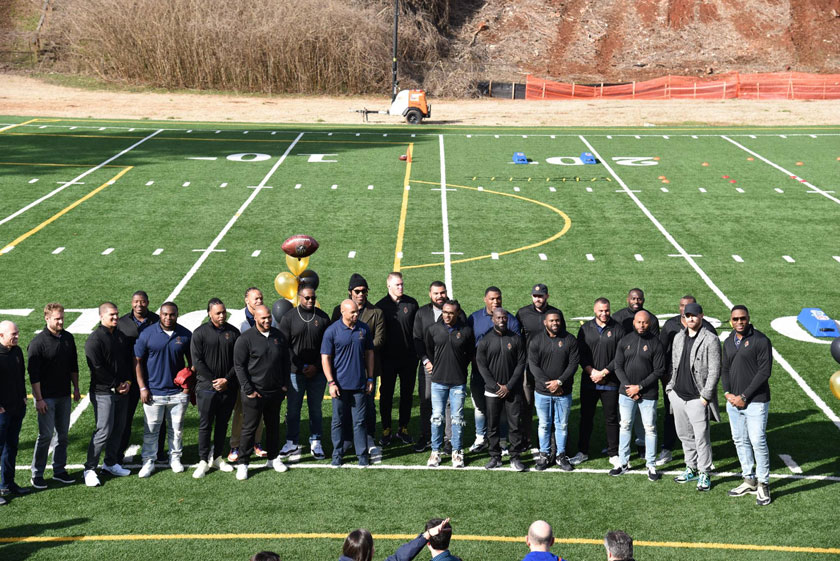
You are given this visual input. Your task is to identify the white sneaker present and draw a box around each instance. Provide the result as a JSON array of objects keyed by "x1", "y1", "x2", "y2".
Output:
[
  {"x1": 211, "y1": 456, "x2": 234, "y2": 473},
  {"x1": 235, "y1": 464, "x2": 248, "y2": 480},
  {"x1": 501, "y1": 444, "x2": 510, "y2": 457},
  {"x1": 192, "y1": 460, "x2": 209, "y2": 479},
  {"x1": 452, "y1": 451, "x2": 465, "y2": 468},
  {"x1": 138, "y1": 459, "x2": 155, "y2": 478},
  {"x1": 311, "y1": 440, "x2": 325, "y2": 460},
  {"x1": 83, "y1": 469, "x2": 101, "y2": 487},
  {"x1": 609, "y1": 455, "x2": 621, "y2": 469},
  {"x1": 468, "y1": 438, "x2": 487, "y2": 453},
  {"x1": 568, "y1": 452, "x2": 589, "y2": 466},
  {"x1": 279, "y1": 440, "x2": 300, "y2": 458},
  {"x1": 269, "y1": 458, "x2": 288, "y2": 473},
  {"x1": 102, "y1": 463, "x2": 130, "y2": 477},
  {"x1": 655, "y1": 449, "x2": 673, "y2": 467},
  {"x1": 170, "y1": 458, "x2": 184, "y2": 473},
  {"x1": 427, "y1": 451, "x2": 441, "y2": 467}
]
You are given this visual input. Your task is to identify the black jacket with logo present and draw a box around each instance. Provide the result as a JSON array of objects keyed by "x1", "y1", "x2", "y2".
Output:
[
  {"x1": 424, "y1": 321, "x2": 475, "y2": 385},
  {"x1": 577, "y1": 318, "x2": 626, "y2": 388},
  {"x1": 476, "y1": 328, "x2": 526, "y2": 393},
  {"x1": 233, "y1": 327, "x2": 290, "y2": 398},
  {"x1": 721, "y1": 324, "x2": 771, "y2": 403},
  {"x1": 614, "y1": 330, "x2": 665, "y2": 399},
  {"x1": 528, "y1": 329, "x2": 580, "y2": 396}
]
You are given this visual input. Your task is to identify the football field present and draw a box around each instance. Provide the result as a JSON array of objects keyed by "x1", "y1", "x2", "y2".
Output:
[{"x1": 0, "y1": 116, "x2": 839, "y2": 561}]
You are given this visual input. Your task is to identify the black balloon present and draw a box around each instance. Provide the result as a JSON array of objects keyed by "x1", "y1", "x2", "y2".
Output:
[
  {"x1": 298, "y1": 269, "x2": 320, "y2": 291},
  {"x1": 831, "y1": 336, "x2": 840, "y2": 365},
  {"x1": 271, "y1": 298, "x2": 293, "y2": 323}
]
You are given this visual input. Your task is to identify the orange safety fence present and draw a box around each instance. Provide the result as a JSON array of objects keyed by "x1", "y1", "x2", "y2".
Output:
[{"x1": 525, "y1": 72, "x2": 840, "y2": 100}]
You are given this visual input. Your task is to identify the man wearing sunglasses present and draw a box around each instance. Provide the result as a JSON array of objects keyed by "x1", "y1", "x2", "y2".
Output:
[
  {"x1": 278, "y1": 285, "x2": 331, "y2": 461},
  {"x1": 722, "y1": 305, "x2": 772, "y2": 506},
  {"x1": 332, "y1": 274, "x2": 384, "y2": 454}
]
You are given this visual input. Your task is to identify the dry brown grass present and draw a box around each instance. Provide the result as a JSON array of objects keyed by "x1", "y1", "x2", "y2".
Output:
[{"x1": 50, "y1": 0, "x2": 461, "y2": 94}]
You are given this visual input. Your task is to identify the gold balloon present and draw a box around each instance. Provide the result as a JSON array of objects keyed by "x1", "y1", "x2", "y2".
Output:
[
  {"x1": 290, "y1": 294, "x2": 300, "y2": 307},
  {"x1": 274, "y1": 272, "x2": 299, "y2": 300},
  {"x1": 831, "y1": 371, "x2": 840, "y2": 400},
  {"x1": 286, "y1": 254, "x2": 309, "y2": 276}
]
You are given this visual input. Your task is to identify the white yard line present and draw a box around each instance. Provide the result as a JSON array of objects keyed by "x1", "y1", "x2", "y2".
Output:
[
  {"x1": 720, "y1": 135, "x2": 840, "y2": 206},
  {"x1": 438, "y1": 134, "x2": 453, "y2": 296},
  {"x1": 778, "y1": 454, "x2": 803, "y2": 474},
  {"x1": 0, "y1": 129, "x2": 163, "y2": 228},
  {"x1": 163, "y1": 132, "x2": 304, "y2": 303},
  {"x1": 579, "y1": 134, "x2": 840, "y2": 432}
]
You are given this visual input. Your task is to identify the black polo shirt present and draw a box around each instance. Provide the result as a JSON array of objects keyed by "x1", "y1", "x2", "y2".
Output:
[
  {"x1": 27, "y1": 327, "x2": 78, "y2": 398},
  {"x1": 424, "y1": 321, "x2": 474, "y2": 385}
]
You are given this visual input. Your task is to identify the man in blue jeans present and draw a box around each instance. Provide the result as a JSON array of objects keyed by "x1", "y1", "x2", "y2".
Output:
[
  {"x1": 278, "y1": 285, "x2": 331, "y2": 460},
  {"x1": 722, "y1": 305, "x2": 772, "y2": 506},
  {"x1": 612, "y1": 310, "x2": 665, "y2": 481},
  {"x1": 527, "y1": 311, "x2": 579, "y2": 471},
  {"x1": 134, "y1": 301, "x2": 192, "y2": 478},
  {"x1": 0, "y1": 320, "x2": 31, "y2": 503},
  {"x1": 423, "y1": 300, "x2": 474, "y2": 468},
  {"x1": 321, "y1": 299, "x2": 374, "y2": 467},
  {"x1": 29, "y1": 303, "x2": 81, "y2": 489}
]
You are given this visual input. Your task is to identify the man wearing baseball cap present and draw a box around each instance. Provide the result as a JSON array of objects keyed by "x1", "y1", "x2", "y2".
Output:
[{"x1": 666, "y1": 302, "x2": 721, "y2": 492}]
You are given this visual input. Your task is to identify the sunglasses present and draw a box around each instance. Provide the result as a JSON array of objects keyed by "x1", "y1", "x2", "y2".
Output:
[
  {"x1": 352, "y1": 289, "x2": 368, "y2": 294},
  {"x1": 731, "y1": 316, "x2": 748, "y2": 322},
  {"x1": 301, "y1": 295, "x2": 316, "y2": 301}
]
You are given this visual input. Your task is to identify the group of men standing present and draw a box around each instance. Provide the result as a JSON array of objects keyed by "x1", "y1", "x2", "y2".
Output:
[{"x1": 0, "y1": 278, "x2": 772, "y2": 506}]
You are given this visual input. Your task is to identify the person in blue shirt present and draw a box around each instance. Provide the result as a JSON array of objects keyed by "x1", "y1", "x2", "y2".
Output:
[
  {"x1": 321, "y1": 300, "x2": 374, "y2": 467},
  {"x1": 521, "y1": 520, "x2": 568, "y2": 561},
  {"x1": 134, "y1": 301, "x2": 192, "y2": 478},
  {"x1": 467, "y1": 286, "x2": 521, "y2": 453}
]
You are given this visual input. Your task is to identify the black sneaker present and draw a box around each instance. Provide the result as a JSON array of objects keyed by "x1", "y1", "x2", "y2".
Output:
[
  {"x1": 396, "y1": 427, "x2": 413, "y2": 445},
  {"x1": 609, "y1": 464, "x2": 629, "y2": 477},
  {"x1": 378, "y1": 428, "x2": 392, "y2": 447},
  {"x1": 485, "y1": 457, "x2": 502, "y2": 470},
  {"x1": 443, "y1": 440, "x2": 452, "y2": 456},
  {"x1": 534, "y1": 453, "x2": 549, "y2": 471},
  {"x1": 413, "y1": 439, "x2": 430, "y2": 453},
  {"x1": 647, "y1": 466, "x2": 661, "y2": 482},
  {"x1": 556, "y1": 454, "x2": 574, "y2": 472},
  {"x1": 3, "y1": 483, "x2": 31, "y2": 496},
  {"x1": 0, "y1": 496, "x2": 6, "y2": 506},
  {"x1": 30, "y1": 476, "x2": 47, "y2": 490},
  {"x1": 510, "y1": 457, "x2": 527, "y2": 472},
  {"x1": 52, "y1": 472, "x2": 76, "y2": 484}
]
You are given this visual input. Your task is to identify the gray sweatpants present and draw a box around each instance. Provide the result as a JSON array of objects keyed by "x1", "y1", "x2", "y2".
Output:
[
  {"x1": 669, "y1": 391, "x2": 713, "y2": 473},
  {"x1": 85, "y1": 392, "x2": 127, "y2": 471}
]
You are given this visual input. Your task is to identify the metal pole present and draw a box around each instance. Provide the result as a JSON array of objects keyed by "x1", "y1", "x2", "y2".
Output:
[{"x1": 392, "y1": 0, "x2": 399, "y2": 102}]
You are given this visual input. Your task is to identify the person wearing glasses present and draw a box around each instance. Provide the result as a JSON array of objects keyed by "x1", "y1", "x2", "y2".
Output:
[
  {"x1": 722, "y1": 305, "x2": 772, "y2": 506},
  {"x1": 278, "y1": 284, "x2": 331, "y2": 461},
  {"x1": 332, "y1": 274, "x2": 384, "y2": 454},
  {"x1": 666, "y1": 302, "x2": 721, "y2": 492}
]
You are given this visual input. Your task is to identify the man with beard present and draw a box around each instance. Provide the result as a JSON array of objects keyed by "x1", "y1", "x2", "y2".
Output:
[
  {"x1": 477, "y1": 308, "x2": 527, "y2": 471},
  {"x1": 612, "y1": 288, "x2": 659, "y2": 337},
  {"x1": 278, "y1": 285, "x2": 331, "y2": 460},
  {"x1": 612, "y1": 310, "x2": 665, "y2": 481},
  {"x1": 528, "y1": 310, "x2": 579, "y2": 471}
]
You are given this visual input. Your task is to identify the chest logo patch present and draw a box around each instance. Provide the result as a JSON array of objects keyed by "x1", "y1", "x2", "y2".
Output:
[
  {"x1": 607, "y1": 331, "x2": 612, "y2": 338},
  {"x1": 314, "y1": 320, "x2": 319, "y2": 326},
  {"x1": 643, "y1": 345, "x2": 648, "y2": 352},
  {"x1": 403, "y1": 306, "x2": 408, "y2": 314},
  {"x1": 506, "y1": 342, "x2": 512, "y2": 350},
  {"x1": 557, "y1": 341, "x2": 563, "y2": 348},
  {"x1": 744, "y1": 341, "x2": 750, "y2": 347},
  {"x1": 224, "y1": 332, "x2": 230, "y2": 340},
  {"x1": 456, "y1": 332, "x2": 461, "y2": 339}
]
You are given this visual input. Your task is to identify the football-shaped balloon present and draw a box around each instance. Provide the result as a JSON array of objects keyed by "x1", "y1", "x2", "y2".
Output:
[
  {"x1": 282, "y1": 234, "x2": 319, "y2": 258},
  {"x1": 298, "y1": 269, "x2": 320, "y2": 291},
  {"x1": 271, "y1": 298, "x2": 293, "y2": 323}
]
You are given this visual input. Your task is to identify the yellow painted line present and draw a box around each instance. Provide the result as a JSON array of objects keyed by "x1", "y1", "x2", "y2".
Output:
[
  {"x1": 0, "y1": 118, "x2": 41, "y2": 133},
  {"x1": 392, "y1": 143, "x2": 414, "y2": 271},
  {"x1": 401, "y1": 180, "x2": 572, "y2": 270},
  {"x1": 0, "y1": 533, "x2": 836, "y2": 554},
  {"x1": 0, "y1": 161, "x2": 125, "y2": 168},
  {"x1": 0, "y1": 167, "x2": 133, "y2": 255}
]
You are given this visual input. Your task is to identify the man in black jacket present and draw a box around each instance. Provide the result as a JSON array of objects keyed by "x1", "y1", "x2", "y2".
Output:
[
  {"x1": 477, "y1": 308, "x2": 527, "y2": 471},
  {"x1": 722, "y1": 305, "x2": 772, "y2": 506},
  {"x1": 233, "y1": 305, "x2": 290, "y2": 480},
  {"x1": 571, "y1": 297, "x2": 626, "y2": 468},
  {"x1": 116, "y1": 290, "x2": 161, "y2": 463},
  {"x1": 375, "y1": 272, "x2": 419, "y2": 446},
  {"x1": 516, "y1": 283, "x2": 565, "y2": 456},
  {"x1": 528, "y1": 310, "x2": 579, "y2": 471},
  {"x1": 612, "y1": 288, "x2": 659, "y2": 337},
  {"x1": 190, "y1": 298, "x2": 239, "y2": 478},
  {"x1": 424, "y1": 300, "x2": 474, "y2": 468},
  {"x1": 83, "y1": 303, "x2": 133, "y2": 487},
  {"x1": 0, "y1": 320, "x2": 31, "y2": 501},
  {"x1": 278, "y1": 285, "x2": 331, "y2": 460},
  {"x1": 28, "y1": 303, "x2": 80, "y2": 489},
  {"x1": 612, "y1": 310, "x2": 665, "y2": 481}
]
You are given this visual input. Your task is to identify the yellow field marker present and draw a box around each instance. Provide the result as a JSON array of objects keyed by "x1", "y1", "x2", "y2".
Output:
[
  {"x1": 0, "y1": 532, "x2": 836, "y2": 554},
  {"x1": 392, "y1": 143, "x2": 414, "y2": 271},
  {"x1": 0, "y1": 166, "x2": 132, "y2": 255},
  {"x1": 401, "y1": 180, "x2": 571, "y2": 270},
  {"x1": 0, "y1": 118, "x2": 40, "y2": 134}
]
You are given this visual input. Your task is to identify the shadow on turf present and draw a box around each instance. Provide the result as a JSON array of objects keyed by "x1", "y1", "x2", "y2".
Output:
[{"x1": 0, "y1": 517, "x2": 89, "y2": 559}]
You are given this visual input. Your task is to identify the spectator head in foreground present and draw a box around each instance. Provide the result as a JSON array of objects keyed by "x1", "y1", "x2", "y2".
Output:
[
  {"x1": 342, "y1": 528, "x2": 374, "y2": 561},
  {"x1": 425, "y1": 517, "x2": 457, "y2": 558},
  {"x1": 604, "y1": 530, "x2": 634, "y2": 560},
  {"x1": 250, "y1": 552, "x2": 281, "y2": 561},
  {"x1": 522, "y1": 520, "x2": 567, "y2": 561}
]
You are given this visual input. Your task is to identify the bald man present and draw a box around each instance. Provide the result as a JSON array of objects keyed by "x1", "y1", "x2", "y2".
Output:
[
  {"x1": 321, "y1": 299, "x2": 374, "y2": 467},
  {"x1": 1, "y1": 321, "x2": 31, "y2": 501},
  {"x1": 521, "y1": 520, "x2": 567, "y2": 561}
]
